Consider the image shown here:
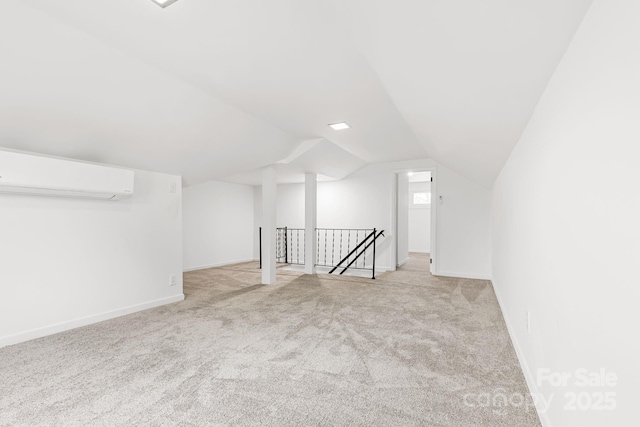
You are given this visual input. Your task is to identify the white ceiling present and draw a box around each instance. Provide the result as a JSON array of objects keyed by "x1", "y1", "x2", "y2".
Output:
[
  {"x1": 1, "y1": 0, "x2": 593, "y2": 187},
  {"x1": 224, "y1": 139, "x2": 367, "y2": 186},
  {"x1": 335, "y1": 0, "x2": 594, "y2": 187}
]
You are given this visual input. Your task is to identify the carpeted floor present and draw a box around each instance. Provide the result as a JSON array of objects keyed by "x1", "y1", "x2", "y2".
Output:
[{"x1": 0, "y1": 254, "x2": 540, "y2": 426}]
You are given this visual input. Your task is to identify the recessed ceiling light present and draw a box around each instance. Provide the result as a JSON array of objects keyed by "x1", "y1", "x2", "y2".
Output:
[
  {"x1": 150, "y1": 0, "x2": 180, "y2": 8},
  {"x1": 408, "y1": 172, "x2": 414, "y2": 177},
  {"x1": 329, "y1": 122, "x2": 351, "y2": 131}
]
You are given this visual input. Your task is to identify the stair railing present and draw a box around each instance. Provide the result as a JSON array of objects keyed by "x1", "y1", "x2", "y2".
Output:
[
  {"x1": 259, "y1": 227, "x2": 305, "y2": 268},
  {"x1": 326, "y1": 228, "x2": 384, "y2": 279},
  {"x1": 260, "y1": 227, "x2": 384, "y2": 278}
]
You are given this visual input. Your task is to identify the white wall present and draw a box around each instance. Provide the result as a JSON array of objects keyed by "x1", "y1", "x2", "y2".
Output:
[
  {"x1": 408, "y1": 181, "x2": 431, "y2": 253},
  {"x1": 491, "y1": 0, "x2": 639, "y2": 425},
  {"x1": 276, "y1": 184, "x2": 305, "y2": 228},
  {"x1": 252, "y1": 184, "x2": 303, "y2": 261},
  {"x1": 397, "y1": 174, "x2": 410, "y2": 265},
  {"x1": 255, "y1": 158, "x2": 491, "y2": 278},
  {"x1": 437, "y1": 165, "x2": 491, "y2": 278},
  {"x1": 267, "y1": 174, "x2": 395, "y2": 269},
  {"x1": 0, "y1": 159, "x2": 183, "y2": 348},
  {"x1": 183, "y1": 180, "x2": 255, "y2": 271},
  {"x1": 253, "y1": 186, "x2": 262, "y2": 261}
]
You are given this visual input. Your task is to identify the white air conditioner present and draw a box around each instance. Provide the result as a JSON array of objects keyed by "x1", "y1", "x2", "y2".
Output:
[{"x1": 0, "y1": 150, "x2": 134, "y2": 200}]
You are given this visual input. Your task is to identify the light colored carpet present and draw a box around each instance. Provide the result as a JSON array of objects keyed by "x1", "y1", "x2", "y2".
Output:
[{"x1": 0, "y1": 253, "x2": 540, "y2": 426}]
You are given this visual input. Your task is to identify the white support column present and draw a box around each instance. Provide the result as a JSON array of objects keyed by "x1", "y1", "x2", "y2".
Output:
[
  {"x1": 304, "y1": 173, "x2": 317, "y2": 275},
  {"x1": 261, "y1": 166, "x2": 277, "y2": 285}
]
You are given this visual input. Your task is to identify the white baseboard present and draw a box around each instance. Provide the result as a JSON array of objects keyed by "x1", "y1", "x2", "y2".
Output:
[
  {"x1": 397, "y1": 257, "x2": 410, "y2": 267},
  {"x1": 183, "y1": 258, "x2": 255, "y2": 272},
  {"x1": 492, "y1": 278, "x2": 551, "y2": 427},
  {"x1": 435, "y1": 270, "x2": 491, "y2": 280},
  {"x1": 0, "y1": 294, "x2": 184, "y2": 349}
]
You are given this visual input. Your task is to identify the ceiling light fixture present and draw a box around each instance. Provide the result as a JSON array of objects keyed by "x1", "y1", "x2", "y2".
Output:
[
  {"x1": 329, "y1": 122, "x2": 351, "y2": 131},
  {"x1": 150, "y1": 0, "x2": 180, "y2": 8}
]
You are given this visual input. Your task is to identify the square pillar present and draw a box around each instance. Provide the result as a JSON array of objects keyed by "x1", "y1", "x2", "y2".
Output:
[
  {"x1": 261, "y1": 166, "x2": 277, "y2": 284},
  {"x1": 304, "y1": 173, "x2": 317, "y2": 274}
]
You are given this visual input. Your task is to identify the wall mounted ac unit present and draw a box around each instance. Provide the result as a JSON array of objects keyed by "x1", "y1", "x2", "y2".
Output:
[{"x1": 0, "y1": 150, "x2": 134, "y2": 200}]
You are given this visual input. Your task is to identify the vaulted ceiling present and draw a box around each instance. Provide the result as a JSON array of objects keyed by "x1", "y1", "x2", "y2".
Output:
[{"x1": 0, "y1": 0, "x2": 593, "y2": 187}]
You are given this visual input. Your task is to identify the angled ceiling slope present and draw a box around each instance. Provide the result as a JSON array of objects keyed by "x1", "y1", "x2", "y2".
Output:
[
  {"x1": 224, "y1": 139, "x2": 367, "y2": 186},
  {"x1": 6, "y1": 0, "x2": 594, "y2": 189},
  {"x1": 20, "y1": 0, "x2": 426, "y2": 183},
  {"x1": 0, "y1": 1, "x2": 298, "y2": 187},
  {"x1": 333, "y1": 0, "x2": 595, "y2": 187}
]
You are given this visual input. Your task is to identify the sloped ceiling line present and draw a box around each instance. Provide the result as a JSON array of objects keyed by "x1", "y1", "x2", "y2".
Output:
[{"x1": 4, "y1": 0, "x2": 595, "y2": 188}]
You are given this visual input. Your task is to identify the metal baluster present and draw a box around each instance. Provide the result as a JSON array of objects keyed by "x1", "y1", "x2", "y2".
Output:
[
  {"x1": 354, "y1": 231, "x2": 359, "y2": 268},
  {"x1": 363, "y1": 229, "x2": 367, "y2": 269},
  {"x1": 372, "y1": 228, "x2": 377, "y2": 279},
  {"x1": 259, "y1": 227, "x2": 262, "y2": 269},
  {"x1": 324, "y1": 230, "x2": 328, "y2": 266},
  {"x1": 339, "y1": 230, "x2": 343, "y2": 265},
  {"x1": 331, "y1": 230, "x2": 335, "y2": 266},
  {"x1": 354, "y1": 231, "x2": 359, "y2": 269},
  {"x1": 347, "y1": 230, "x2": 351, "y2": 266}
]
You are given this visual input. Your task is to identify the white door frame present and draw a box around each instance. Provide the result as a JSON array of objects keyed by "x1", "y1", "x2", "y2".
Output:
[{"x1": 391, "y1": 167, "x2": 437, "y2": 274}]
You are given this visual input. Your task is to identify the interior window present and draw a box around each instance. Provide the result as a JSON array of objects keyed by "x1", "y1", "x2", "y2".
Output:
[{"x1": 412, "y1": 192, "x2": 431, "y2": 205}]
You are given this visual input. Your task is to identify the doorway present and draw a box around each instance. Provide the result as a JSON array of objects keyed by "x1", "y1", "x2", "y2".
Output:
[{"x1": 395, "y1": 170, "x2": 436, "y2": 274}]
